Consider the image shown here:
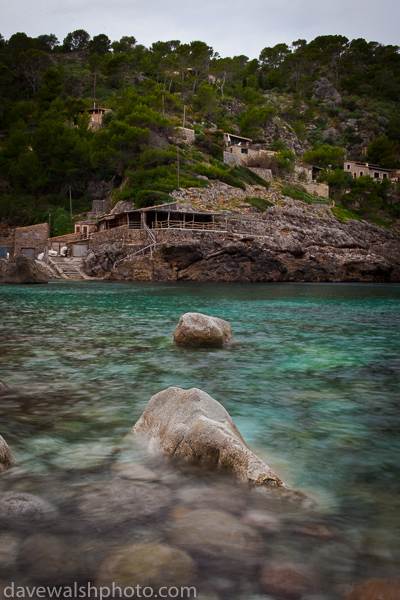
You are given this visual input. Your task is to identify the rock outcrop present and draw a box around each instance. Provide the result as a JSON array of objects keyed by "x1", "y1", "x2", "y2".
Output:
[
  {"x1": 312, "y1": 77, "x2": 342, "y2": 105},
  {"x1": 131, "y1": 387, "x2": 285, "y2": 488},
  {"x1": 82, "y1": 243, "x2": 126, "y2": 277},
  {"x1": 0, "y1": 255, "x2": 49, "y2": 284},
  {"x1": 98, "y1": 203, "x2": 400, "y2": 282},
  {"x1": 173, "y1": 312, "x2": 233, "y2": 347},
  {"x1": 0, "y1": 436, "x2": 14, "y2": 472}
]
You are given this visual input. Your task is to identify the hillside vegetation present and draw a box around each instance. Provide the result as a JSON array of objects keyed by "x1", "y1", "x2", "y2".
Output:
[{"x1": 0, "y1": 31, "x2": 400, "y2": 233}]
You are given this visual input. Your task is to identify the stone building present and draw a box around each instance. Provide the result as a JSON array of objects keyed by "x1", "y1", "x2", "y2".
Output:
[
  {"x1": 74, "y1": 220, "x2": 97, "y2": 237},
  {"x1": 13, "y1": 223, "x2": 49, "y2": 260},
  {"x1": 79, "y1": 106, "x2": 112, "y2": 131},
  {"x1": 344, "y1": 161, "x2": 394, "y2": 181},
  {"x1": 223, "y1": 132, "x2": 276, "y2": 166}
]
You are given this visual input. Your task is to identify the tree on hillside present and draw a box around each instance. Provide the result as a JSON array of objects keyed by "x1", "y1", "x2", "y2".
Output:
[
  {"x1": 63, "y1": 30, "x2": 91, "y2": 52},
  {"x1": 36, "y1": 34, "x2": 59, "y2": 52},
  {"x1": 111, "y1": 36, "x2": 137, "y2": 55},
  {"x1": 89, "y1": 34, "x2": 111, "y2": 56},
  {"x1": 239, "y1": 106, "x2": 277, "y2": 138},
  {"x1": 303, "y1": 145, "x2": 345, "y2": 169},
  {"x1": 259, "y1": 43, "x2": 290, "y2": 70},
  {"x1": 91, "y1": 120, "x2": 150, "y2": 177},
  {"x1": 188, "y1": 40, "x2": 214, "y2": 92},
  {"x1": 36, "y1": 67, "x2": 63, "y2": 113},
  {"x1": 20, "y1": 49, "x2": 52, "y2": 94},
  {"x1": 367, "y1": 135, "x2": 398, "y2": 168}
]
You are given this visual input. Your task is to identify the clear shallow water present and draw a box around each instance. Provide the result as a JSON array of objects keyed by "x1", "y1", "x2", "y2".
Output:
[{"x1": 0, "y1": 281, "x2": 400, "y2": 597}]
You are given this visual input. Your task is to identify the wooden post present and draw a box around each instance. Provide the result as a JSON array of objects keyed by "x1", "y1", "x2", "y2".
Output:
[{"x1": 177, "y1": 147, "x2": 180, "y2": 189}]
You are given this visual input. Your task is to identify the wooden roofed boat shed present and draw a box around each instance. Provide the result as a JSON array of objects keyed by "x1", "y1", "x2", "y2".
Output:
[{"x1": 96, "y1": 203, "x2": 225, "y2": 232}]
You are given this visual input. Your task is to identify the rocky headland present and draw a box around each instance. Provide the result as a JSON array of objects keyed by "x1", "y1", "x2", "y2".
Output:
[{"x1": 83, "y1": 194, "x2": 400, "y2": 282}]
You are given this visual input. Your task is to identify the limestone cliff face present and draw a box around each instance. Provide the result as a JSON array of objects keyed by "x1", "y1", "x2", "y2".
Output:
[{"x1": 84, "y1": 206, "x2": 400, "y2": 283}]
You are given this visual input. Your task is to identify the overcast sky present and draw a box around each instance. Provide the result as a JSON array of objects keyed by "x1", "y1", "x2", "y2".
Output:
[{"x1": 2, "y1": 0, "x2": 399, "y2": 59}]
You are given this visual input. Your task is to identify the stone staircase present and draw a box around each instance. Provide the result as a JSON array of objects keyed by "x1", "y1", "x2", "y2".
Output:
[{"x1": 48, "y1": 257, "x2": 91, "y2": 280}]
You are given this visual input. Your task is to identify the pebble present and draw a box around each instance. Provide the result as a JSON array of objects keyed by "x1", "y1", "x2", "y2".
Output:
[{"x1": 112, "y1": 461, "x2": 158, "y2": 481}]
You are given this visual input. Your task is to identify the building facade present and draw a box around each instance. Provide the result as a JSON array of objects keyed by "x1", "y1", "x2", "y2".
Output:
[
  {"x1": 344, "y1": 161, "x2": 394, "y2": 181},
  {"x1": 13, "y1": 223, "x2": 50, "y2": 260}
]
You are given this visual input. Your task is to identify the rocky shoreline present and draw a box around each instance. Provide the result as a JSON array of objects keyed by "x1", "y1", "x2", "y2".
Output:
[{"x1": 83, "y1": 202, "x2": 400, "y2": 282}]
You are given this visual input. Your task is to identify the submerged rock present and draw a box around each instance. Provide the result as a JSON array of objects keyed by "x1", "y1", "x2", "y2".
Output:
[
  {"x1": 97, "y1": 542, "x2": 197, "y2": 591},
  {"x1": 78, "y1": 480, "x2": 173, "y2": 527},
  {"x1": 346, "y1": 577, "x2": 400, "y2": 600},
  {"x1": 260, "y1": 563, "x2": 321, "y2": 598},
  {"x1": 0, "y1": 255, "x2": 49, "y2": 284},
  {"x1": 21, "y1": 534, "x2": 86, "y2": 583},
  {"x1": 168, "y1": 508, "x2": 264, "y2": 566},
  {"x1": 0, "y1": 436, "x2": 14, "y2": 472},
  {"x1": 131, "y1": 387, "x2": 285, "y2": 488},
  {"x1": 112, "y1": 461, "x2": 158, "y2": 481},
  {"x1": 0, "y1": 492, "x2": 57, "y2": 521},
  {"x1": 173, "y1": 312, "x2": 234, "y2": 347},
  {"x1": 0, "y1": 381, "x2": 9, "y2": 392},
  {"x1": 0, "y1": 533, "x2": 20, "y2": 572}
]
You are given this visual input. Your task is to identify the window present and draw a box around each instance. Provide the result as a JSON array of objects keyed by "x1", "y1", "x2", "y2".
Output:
[
  {"x1": 360, "y1": 172, "x2": 363, "y2": 176},
  {"x1": 383, "y1": 173, "x2": 388, "y2": 179},
  {"x1": 23, "y1": 233, "x2": 28, "y2": 239},
  {"x1": 347, "y1": 164, "x2": 351, "y2": 169},
  {"x1": 35, "y1": 233, "x2": 40, "y2": 239},
  {"x1": 374, "y1": 172, "x2": 380, "y2": 179},
  {"x1": 241, "y1": 148, "x2": 248, "y2": 154},
  {"x1": 353, "y1": 173, "x2": 357, "y2": 178}
]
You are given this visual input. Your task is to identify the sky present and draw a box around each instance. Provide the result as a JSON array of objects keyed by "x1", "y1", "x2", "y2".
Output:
[{"x1": 2, "y1": 0, "x2": 399, "y2": 59}]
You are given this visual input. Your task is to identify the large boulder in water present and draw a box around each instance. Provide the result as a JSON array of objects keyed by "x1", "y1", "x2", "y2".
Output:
[
  {"x1": 0, "y1": 436, "x2": 14, "y2": 472},
  {"x1": 131, "y1": 387, "x2": 285, "y2": 488},
  {"x1": 0, "y1": 255, "x2": 49, "y2": 284},
  {"x1": 173, "y1": 312, "x2": 233, "y2": 347}
]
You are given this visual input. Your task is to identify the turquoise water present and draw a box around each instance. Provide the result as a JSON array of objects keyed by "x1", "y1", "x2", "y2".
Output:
[{"x1": 1, "y1": 281, "x2": 400, "y2": 594}]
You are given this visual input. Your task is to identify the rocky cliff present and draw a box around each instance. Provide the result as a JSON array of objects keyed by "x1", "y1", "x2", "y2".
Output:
[{"x1": 83, "y1": 201, "x2": 400, "y2": 283}]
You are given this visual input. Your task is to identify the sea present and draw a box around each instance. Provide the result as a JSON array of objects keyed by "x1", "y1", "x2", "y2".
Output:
[{"x1": 0, "y1": 281, "x2": 399, "y2": 598}]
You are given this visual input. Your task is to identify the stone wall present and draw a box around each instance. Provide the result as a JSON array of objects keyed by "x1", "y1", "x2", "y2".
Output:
[
  {"x1": 301, "y1": 182, "x2": 329, "y2": 200},
  {"x1": 223, "y1": 151, "x2": 241, "y2": 167},
  {"x1": 248, "y1": 167, "x2": 273, "y2": 182},
  {"x1": 176, "y1": 127, "x2": 195, "y2": 143},
  {"x1": 14, "y1": 223, "x2": 49, "y2": 259}
]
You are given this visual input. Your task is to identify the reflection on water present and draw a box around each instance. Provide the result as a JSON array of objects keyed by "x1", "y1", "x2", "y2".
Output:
[{"x1": 1, "y1": 281, "x2": 400, "y2": 598}]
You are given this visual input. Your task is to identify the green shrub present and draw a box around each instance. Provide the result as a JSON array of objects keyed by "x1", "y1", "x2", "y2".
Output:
[
  {"x1": 367, "y1": 215, "x2": 392, "y2": 229},
  {"x1": 230, "y1": 166, "x2": 270, "y2": 189},
  {"x1": 331, "y1": 205, "x2": 362, "y2": 223},
  {"x1": 135, "y1": 190, "x2": 173, "y2": 209},
  {"x1": 244, "y1": 197, "x2": 274, "y2": 211},
  {"x1": 192, "y1": 163, "x2": 245, "y2": 190},
  {"x1": 281, "y1": 184, "x2": 313, "y2": 202},
  {"x1": 52, "y1": 207, "x2": 74, "y2": 237}
]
